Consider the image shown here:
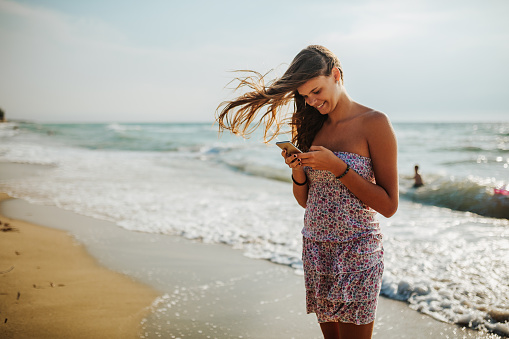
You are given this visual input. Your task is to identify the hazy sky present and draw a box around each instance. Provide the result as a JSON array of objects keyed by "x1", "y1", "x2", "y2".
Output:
[{"x1": 0, "y1": 0, "x2": 508, "y2": 123}]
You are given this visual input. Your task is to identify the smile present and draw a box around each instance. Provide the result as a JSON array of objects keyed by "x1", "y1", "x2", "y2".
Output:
[{"x1": 317, "y1": 102, "x2": 325, "y2": 109}]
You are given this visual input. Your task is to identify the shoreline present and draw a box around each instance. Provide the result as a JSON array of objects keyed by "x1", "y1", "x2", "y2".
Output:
[
  {"x1": 0, "y1": 193, "x2": 158, "y2": 339},
  {"x1": 0, "y1": 161, "x2": 500, "y2": 338},
  {"x1": 0, "y1": 195, "x2": 496, "y2": 338}
]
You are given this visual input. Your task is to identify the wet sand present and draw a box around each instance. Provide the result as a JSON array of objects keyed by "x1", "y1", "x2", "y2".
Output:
[
  {"x1": 0, "y1": 196, "x2": 493, "y2": 338},
  {"x1": 0, "y1": 193, "x2": 158, "y2": 339},
  {"x1": 0, "y1": 162, "x2": 497, "y2": 338}
]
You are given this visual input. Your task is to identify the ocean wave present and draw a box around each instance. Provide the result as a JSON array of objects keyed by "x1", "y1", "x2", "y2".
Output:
[
  {"x1": 0, "y1": 122, "x2": 20, "y2": 138},
  {"x1": 401, "y1": 176, "x2": 509, "y2": 219},
  {"x1": 3, "y1": 121, "x2": 508, "y2": 338},
  {"x1": 106, "y1": 123, "x2": 142, "y2": 133},
  {"x1": 221, "y1": 159, "x2": 509, "y2": 221},
  {"x1": 224, "y1": 162, "x2": 291, "y2": 183},
  {"x1": 433, "y1": 146, "x2": 509, "y2": 154},
  {"x1": 381, "y1": 270, "x2": 509, "y2": 337},
  {"x1": 441, "y1": 156, "x2": 509, "y2": 166}
]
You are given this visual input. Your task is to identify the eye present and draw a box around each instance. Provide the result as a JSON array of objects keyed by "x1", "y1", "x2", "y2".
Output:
[{"x1": 312, "y1": 90, "x2": 321, "y2": 95}]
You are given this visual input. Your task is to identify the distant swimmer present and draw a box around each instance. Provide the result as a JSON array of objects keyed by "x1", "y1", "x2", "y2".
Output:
[{"x1": 413, "y1": 165, "x2": 424, "y2": 188}]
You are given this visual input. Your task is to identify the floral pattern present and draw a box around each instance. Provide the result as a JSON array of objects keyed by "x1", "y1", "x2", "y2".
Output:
[
  {"x1": 303, "y1": 238, "x2": 383, "y2": 324},
  {"x1": 302, "y1": 152, "x2": 380, "y2": 242},
  {"x1": 301, "y1": 152, "x2": 384, "y2": 325}
]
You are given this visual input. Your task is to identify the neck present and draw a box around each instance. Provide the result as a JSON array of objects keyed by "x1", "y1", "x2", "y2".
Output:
[{"x1": 327, "y1": 89, "x2": 357, "y2": 123}]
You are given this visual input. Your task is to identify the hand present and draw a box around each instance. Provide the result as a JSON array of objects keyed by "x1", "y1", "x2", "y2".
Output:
[
  {"x1": 281, "y1": 150, "x2": 303, "y2": 170},
  {"x1": 297, "y1": 146, "x2": 344, "y2": 173}
]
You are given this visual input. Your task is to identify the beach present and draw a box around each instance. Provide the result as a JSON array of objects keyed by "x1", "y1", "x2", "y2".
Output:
[
  {"x1": 0, "y1": 193, "x2": 158, "y2": 339},
  {"x1": 0, "y1": 193, "x2": 490, "y2": 339},
  {"x1": 0, "y1": 121, "x2": 508, "y2": 338},
  {"x1": 0, "y1": 165, "x2": 499, "y2": 338}
]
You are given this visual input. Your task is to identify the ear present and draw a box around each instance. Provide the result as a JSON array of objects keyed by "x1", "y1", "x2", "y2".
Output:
[{"x1": 332, "y1": 67, "x2": 341, "y2": 82}]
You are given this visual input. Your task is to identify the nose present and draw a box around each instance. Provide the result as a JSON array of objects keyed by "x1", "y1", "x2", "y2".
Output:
[{"x1": 306, "y1": 96, "x2": 317, "y2": 106}]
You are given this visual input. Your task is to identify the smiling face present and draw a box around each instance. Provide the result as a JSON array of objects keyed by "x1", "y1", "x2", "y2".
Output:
[{"x1": 297, "y1": 68, "x2": 342, "y2": 115}]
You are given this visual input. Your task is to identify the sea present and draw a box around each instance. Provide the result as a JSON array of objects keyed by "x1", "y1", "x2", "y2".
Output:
[{"x1": 0, "y1": 121, "x2": 508, "y2": 336}]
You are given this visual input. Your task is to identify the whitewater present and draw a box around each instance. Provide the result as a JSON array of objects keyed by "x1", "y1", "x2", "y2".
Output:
[{"x1": 0, "y1": 121, "x2": 508, "y2": 336}]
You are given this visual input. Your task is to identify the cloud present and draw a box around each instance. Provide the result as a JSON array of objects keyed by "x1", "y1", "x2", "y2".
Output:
[
  {"x1": 304, "y1": 0, "x2": 509, "y2": 120},
  {"x1": 0, "y1": 0, "x2": 128, "y2": 46},
  {"x1": 0, "y1": 0, "x2": 507, "y2": 122},
  {"x1": 0, "y1": 0, "x2": 220, "y2": 122}
]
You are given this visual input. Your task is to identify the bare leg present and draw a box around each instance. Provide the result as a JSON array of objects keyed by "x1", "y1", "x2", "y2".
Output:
[
  {"x1": 319, "y1": 322, "x2": 340, "y2": 339},
  {"x1": 338, "y1": 321, "x2": 374, "y2": 339}
]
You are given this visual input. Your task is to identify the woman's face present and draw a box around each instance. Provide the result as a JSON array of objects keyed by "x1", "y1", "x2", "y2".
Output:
[{"x1": 297, "y1": 69, "x2": 341, "y2": 115}]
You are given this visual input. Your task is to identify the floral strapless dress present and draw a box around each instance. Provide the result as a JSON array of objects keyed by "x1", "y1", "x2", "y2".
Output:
[{"x1": 302, "y1": 152, "x2": 383, "y2": 325}]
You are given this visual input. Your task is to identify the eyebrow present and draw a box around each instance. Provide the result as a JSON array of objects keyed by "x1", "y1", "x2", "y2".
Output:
[{"x1": 298, "y1": 87, "x2": 319, "y2": 97}]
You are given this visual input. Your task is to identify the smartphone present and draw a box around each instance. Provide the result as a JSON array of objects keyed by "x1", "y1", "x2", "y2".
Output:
[{"x1": 276, "y1": 141, "x2": 302, "y2": 155}]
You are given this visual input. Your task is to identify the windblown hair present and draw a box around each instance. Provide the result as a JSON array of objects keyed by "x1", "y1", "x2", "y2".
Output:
[{"x1": 215, "y1": 45, "x2": 343, "y2": 152}]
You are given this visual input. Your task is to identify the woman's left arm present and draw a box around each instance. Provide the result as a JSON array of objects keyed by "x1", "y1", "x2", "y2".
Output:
[
  {"x1": 299, "y1": 113, "x2": 399, "y2": 217},
  {"x1": 354, "y1": 113, "x2": 399, "y2": 217}
]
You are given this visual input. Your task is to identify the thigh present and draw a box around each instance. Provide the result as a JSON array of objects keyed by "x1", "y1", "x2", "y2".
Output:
[
  {"x1": 319, "y1": 322, "x2": 340, "y2": 339},
  {"x1": 338, "y1": 321, "x2": 374, "y2": 339}
]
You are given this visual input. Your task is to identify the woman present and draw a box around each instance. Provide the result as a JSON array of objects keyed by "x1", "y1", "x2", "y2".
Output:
[{"x1": 216, "y1": 45, "x2": 398, "y2": 339}]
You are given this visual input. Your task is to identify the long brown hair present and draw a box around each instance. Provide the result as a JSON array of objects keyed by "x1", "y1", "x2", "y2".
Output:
[{"x1": 215, "y1": 45, "x2": 343, "y2": 152}]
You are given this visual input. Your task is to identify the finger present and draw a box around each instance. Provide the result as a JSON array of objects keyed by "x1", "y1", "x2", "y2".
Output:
[
  {"x1": 296, "y1": 152, "x2": 313, "y2": 160},
  {"x1": 282, "y1": 150, "x2": 294, "y2": 160},
  {"x1": 288, "y1": 157, "x2": 301, "y2": 167},
  {"x1": 289, "y1": 159, "x2": 302, "y2": 169},
  {"x1": 309, "y1": 145, "x2": 325, "y2": 151},
  {"x1": 285, "y1": 156, "x2": 298, "y2": 165}
]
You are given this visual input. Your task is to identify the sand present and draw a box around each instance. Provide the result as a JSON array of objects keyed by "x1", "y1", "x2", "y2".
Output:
[
  {"x1": 0, "y1": 162, "x2": 499, "y2": 338},
  {"x1": 1, "y1": 197, "x2": 496, "y2": 339},
  {"x1": 0, "y1": 193, "x2": 158, "y2": 339}
]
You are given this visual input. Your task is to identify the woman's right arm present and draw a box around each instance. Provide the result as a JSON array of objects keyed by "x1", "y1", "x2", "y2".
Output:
[{"x1": 283, "y1": 151, "x2": 309, "y2": 208}]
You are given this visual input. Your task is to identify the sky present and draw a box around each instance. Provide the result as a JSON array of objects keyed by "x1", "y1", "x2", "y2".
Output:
[{"x1": 0, "y1": 0, "x2": 508, "y2": 123}]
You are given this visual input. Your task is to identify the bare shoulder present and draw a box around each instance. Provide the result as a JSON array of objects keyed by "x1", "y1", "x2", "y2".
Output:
[
  {"x1": 359, "y1": 110, "x2": 397, "y2": 156},
  {"x1": 358, "y1": 110, "x2": 394, "y2": 136},
  {"x1": 361, "y1": 110, "x2": 391, "y2": 125}
]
